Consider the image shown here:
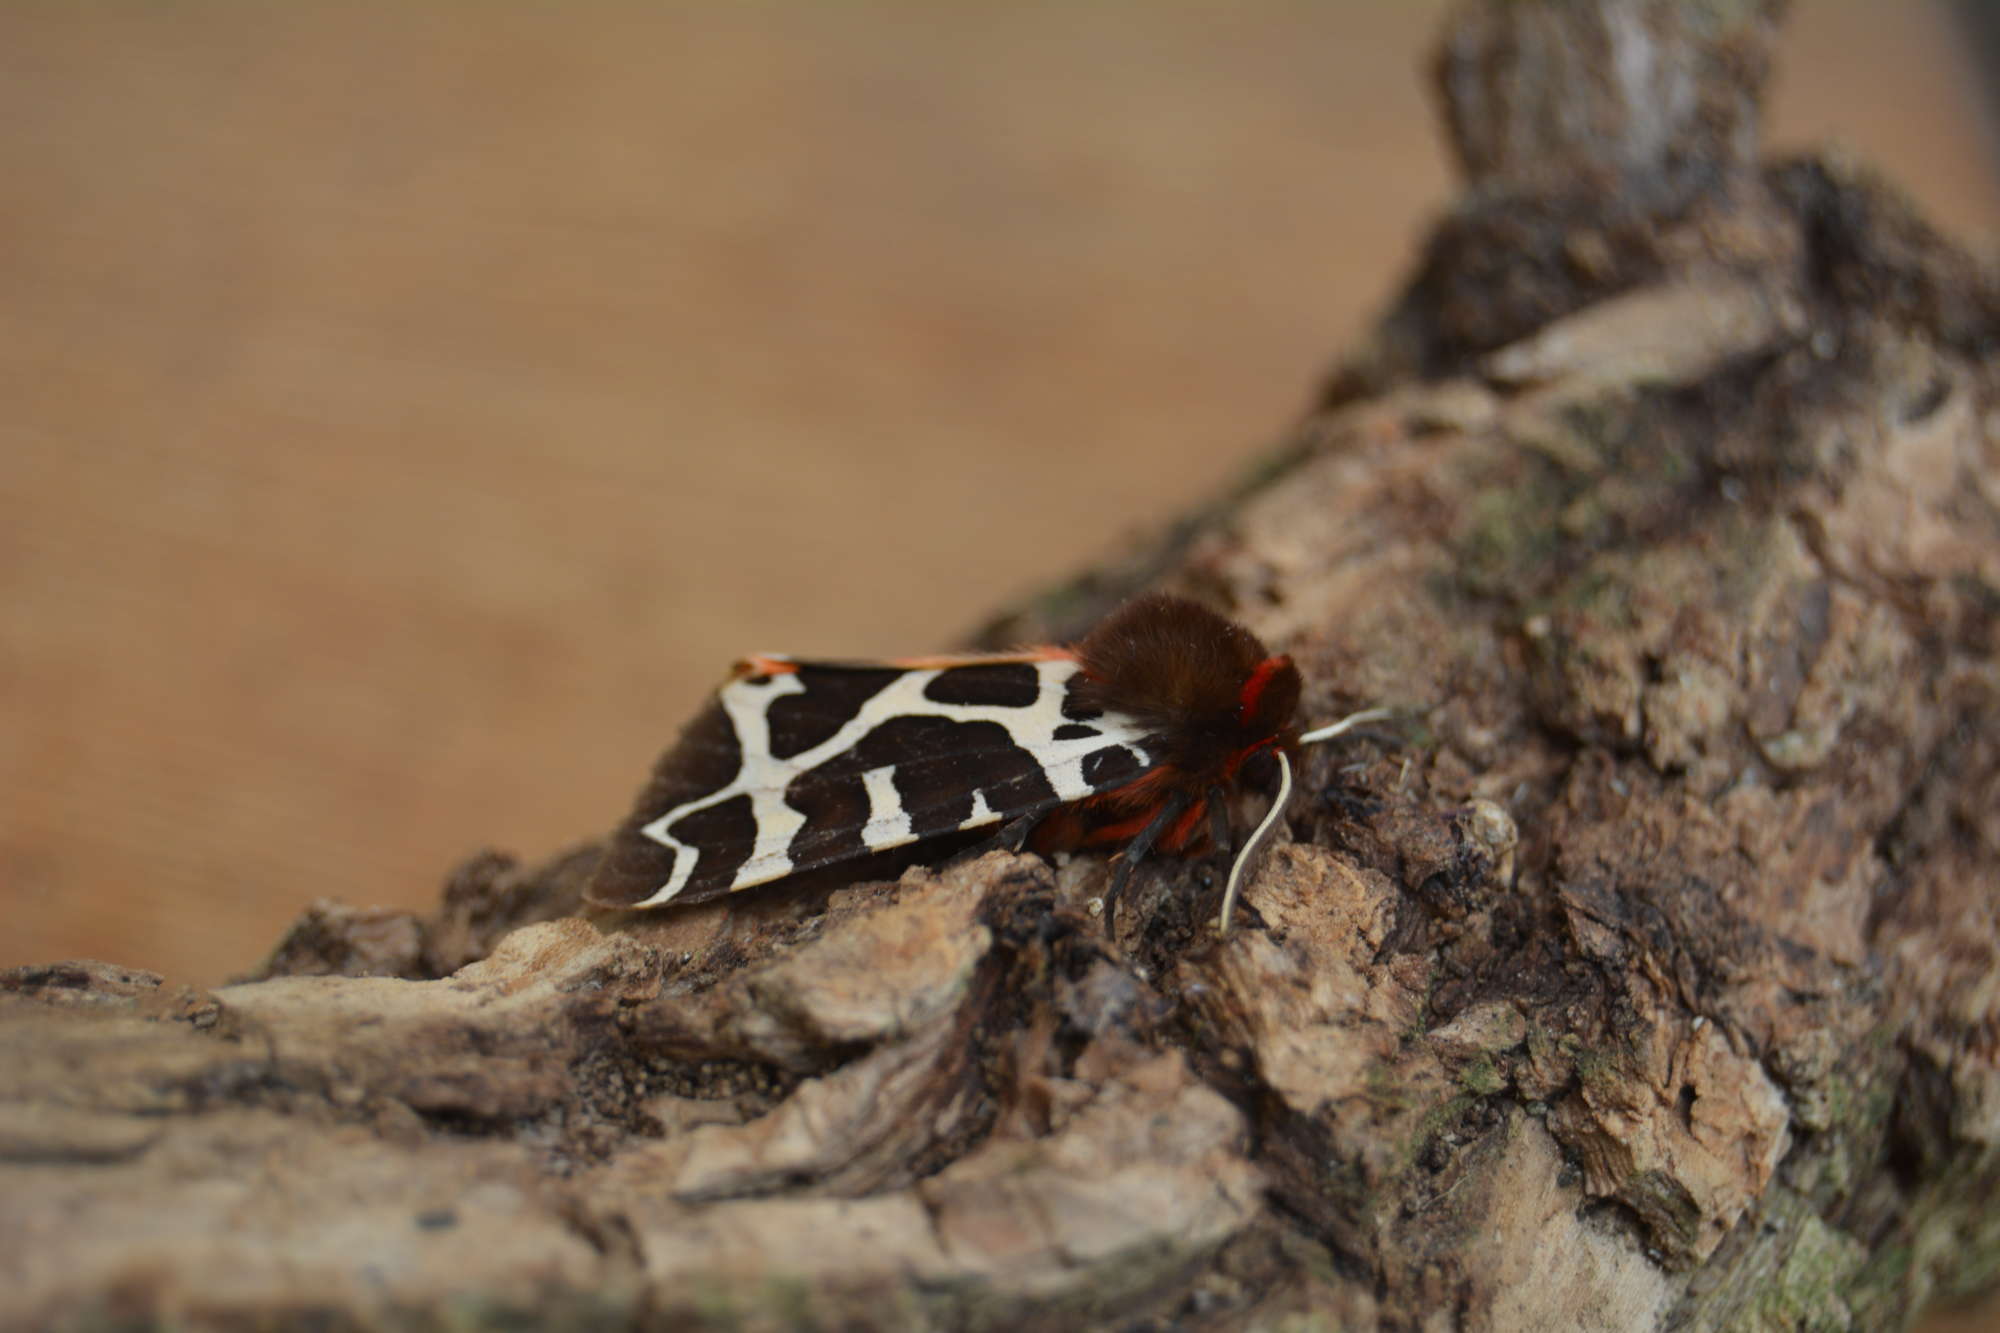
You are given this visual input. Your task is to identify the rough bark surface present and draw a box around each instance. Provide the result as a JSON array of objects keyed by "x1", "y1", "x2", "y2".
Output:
[{"x1": 6, "y1": 2, "x2": 1998, "y2": 1329}]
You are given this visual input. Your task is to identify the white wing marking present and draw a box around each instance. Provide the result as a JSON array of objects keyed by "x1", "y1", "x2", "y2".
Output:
[
  {"x1": 860, "y1": 765, "x2": 913, "y2": 851},
  {"x1": 959, "y1": 788, "x2": 996, "y2": 831}
]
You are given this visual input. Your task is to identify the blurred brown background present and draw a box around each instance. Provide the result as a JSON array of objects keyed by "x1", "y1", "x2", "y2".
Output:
[{"x1": 3, "y1": 2, "x2": 1997, "y2": 991}]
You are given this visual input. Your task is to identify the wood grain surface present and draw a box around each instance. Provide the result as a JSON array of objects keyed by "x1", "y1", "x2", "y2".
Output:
[{"x1": 3, "y1": 1, "x2": 1995, "y2": 989}]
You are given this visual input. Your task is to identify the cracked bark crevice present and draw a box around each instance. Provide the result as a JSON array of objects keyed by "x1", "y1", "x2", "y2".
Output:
[{"x1": 7, "y1": 2, "x2": 2000, "y2": 1329}]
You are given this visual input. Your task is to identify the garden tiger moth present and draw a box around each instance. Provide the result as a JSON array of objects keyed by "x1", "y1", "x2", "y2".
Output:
[{"x1": 586, "y1": 594, "x2": 1388, "y2": 933}]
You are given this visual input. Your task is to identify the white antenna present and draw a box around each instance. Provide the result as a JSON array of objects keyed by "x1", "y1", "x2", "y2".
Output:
[
  {"x1": 1298, "y1": 705, "x2": 1394, "y2": 747},
  {"x1": 1218, "y1": 705, "x2": 1396, "y2": 937},
  {"x1": 1219, "y1": 748, "x2": 1291, "y2": 936}
]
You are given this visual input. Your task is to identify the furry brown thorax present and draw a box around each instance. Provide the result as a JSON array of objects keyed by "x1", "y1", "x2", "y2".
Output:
[{"x1": 1070, "y1": 593, "x2": 1302, "y2": 778}]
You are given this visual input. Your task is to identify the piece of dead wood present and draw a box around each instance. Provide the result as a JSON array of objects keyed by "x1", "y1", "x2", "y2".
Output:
[{"x1": 6, "y1": 2, "x2": 1999, "y2": 1329}]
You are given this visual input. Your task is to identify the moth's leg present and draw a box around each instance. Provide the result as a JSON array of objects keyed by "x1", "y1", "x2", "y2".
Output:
[
  {"x1": 1206, "y1": 785, "x2": 1233, "y2": 860},
  {"x1": 993, "y1": 809, "x2": 1045, "y2": 855},
  {"x1": 1102, "y1": 794, "x2": 1188, "y2": 933},
  {"x1": 951, "y1": 802, "x2": 1056, "y2": 864}
]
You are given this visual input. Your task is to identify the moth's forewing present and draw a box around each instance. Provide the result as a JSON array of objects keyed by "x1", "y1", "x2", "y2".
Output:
[
  {"x1": 587, "y1": 695, "x2": 752, "y2": 909},
  {"x1": 586, "y1": 655, "x2": 1157, "y2": 911}
]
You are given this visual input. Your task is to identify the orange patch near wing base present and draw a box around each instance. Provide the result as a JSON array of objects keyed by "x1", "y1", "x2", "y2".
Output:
[
  {"x1": 1055, "y1": 795, "x2": 1214, "y2": 855},
  {"x1": 1161, "y1": 799, "x2": 1208, "y2": 854},
  {"x1": 1032, "y1": 762, "x2": 1217, "y2": 856},
  {"x1": 731, "y1": 654, "x2": 800, "y2": 678}
]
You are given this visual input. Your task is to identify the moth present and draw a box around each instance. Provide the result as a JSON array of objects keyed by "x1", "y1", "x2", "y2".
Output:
[{"x1": 586, "y1": 594, "x2": 1386, "y2": 933}]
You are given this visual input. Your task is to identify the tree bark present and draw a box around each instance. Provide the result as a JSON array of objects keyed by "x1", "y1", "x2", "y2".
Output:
[{"x1": 6, "y1": 2, "x2": 1998, "y2": 1329}]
